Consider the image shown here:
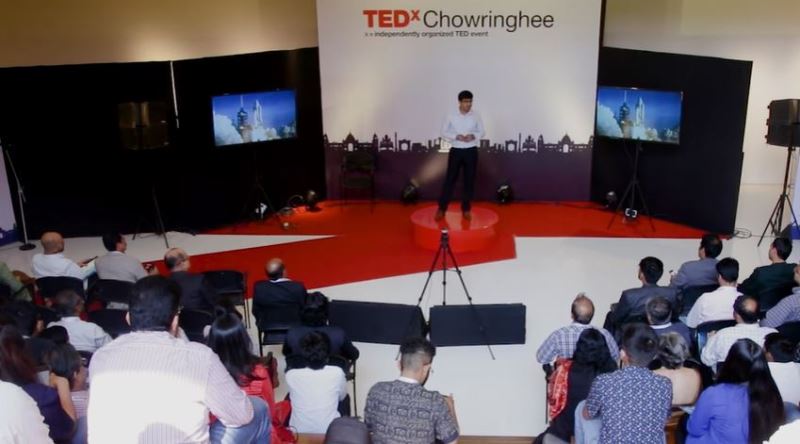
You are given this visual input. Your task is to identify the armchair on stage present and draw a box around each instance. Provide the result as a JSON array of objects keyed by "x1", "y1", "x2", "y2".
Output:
[{"x1": 339, "y1": 151, "x2": 376, "y2": 204}]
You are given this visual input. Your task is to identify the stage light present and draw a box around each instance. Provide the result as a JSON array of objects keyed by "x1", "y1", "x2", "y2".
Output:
[
  {"x1": 401, "y1": 182, "x2": 419, "y2": 204},
  {"x1": 305, "y1": 190, "x2": 320, "y2": 211},
  {"x1": 605, "y1": 191, "x2": 618, "y2": 209},
  {"x1": 496, "y1": 184, "x2": 514, "y2": 204}
]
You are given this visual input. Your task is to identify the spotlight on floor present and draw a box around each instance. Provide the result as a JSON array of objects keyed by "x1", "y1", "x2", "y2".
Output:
[
  {"x1": 305, "y1": 190, "x2": 320, "y2": 212},
  {"x1": 605, "y1": 191, "x2": 618, "y2": 209},
  {"x1": 496, "y1": 184, "x2": 514, "y2": 204},
  {"x1": 401, "y1": 182, "x2": 420, "y2": 204}
]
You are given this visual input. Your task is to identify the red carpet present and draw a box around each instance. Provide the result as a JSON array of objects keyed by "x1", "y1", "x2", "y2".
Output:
[{"x1": 183, "y1": 200, "x2": 705, "y2": 292}]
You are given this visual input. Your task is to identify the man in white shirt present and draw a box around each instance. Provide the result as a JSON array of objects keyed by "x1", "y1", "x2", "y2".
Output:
[
  {"x1": 95, "y1": 232, "x2": 153, "y2": 283},
  {"x1": 31, "y1": 231, "x2": 95, "y2": 281},
  {"x1": 436, "y1": 90, "x2": 485, "y2": 221},
  {"x1": 764, "y1": 333, "x2": 800, "y2": 420},
  {"x1": 0, "y1": 380, "x2": 54, "y2": 443},
  {"x1": 686, "y1": 257, "x2": 742, "y2": 328},
  {"x1": 47, "y1": 290, "x2": 112, "y2": 353},
  {"x1": 701, "y1": 295, "x2": 777, "y2": 367}
]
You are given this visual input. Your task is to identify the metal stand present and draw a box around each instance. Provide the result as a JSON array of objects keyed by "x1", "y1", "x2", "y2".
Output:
[
  {"x1": 241, "y1": 150, "x2": 284, "y2": 227},
  {"x1": 1, "y1": 140, "x2": 36, "y2": 250},
  {"x1": 133, "y1": 184, "x2": 170, "y2": 249},
  {"x1": 758, "y1": 140, "x2": 799, "y2": 246},
  {"x1": 607, "y1": 140, "x2": 656, "y2": 231}
]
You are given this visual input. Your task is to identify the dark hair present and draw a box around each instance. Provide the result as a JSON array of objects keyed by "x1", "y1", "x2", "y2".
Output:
[
  {"x1": 572, "y1": 328, "x2": 617, "y2": 374},
  {"x1": 301, "y1": 292, "x2": 329, "y2": 327},
  {"x1": 399, "y1": 337, "x2": 436, "y2": 372},
  {"x1": 700, "y1": 234, "x2": 723, "y2": 258},
  {"x1": 0, "y1": 325, "x2": 37, "y2": 386},
  {"x1": 102, "y1": 232, "x2": 123, "y2": 252},
  {"x1": 129, "y1": 276, "x2": 180, "y2": 331},
  {"x1": 207, "y1": 308, "x2": 261, "y2": 386},
  {"x1": 734, "y1": 295, "x2": 760, "y2": 324},
  {"x1": 46, "y1": 343, "x2": 81, "y2": 388},
  {"x1": 620, "y1": 323, "x2": 658, "y2": 367},
  {"x1": 39, "y1": 326, "x2": 69, "y2": 345},
  {"x1": 717, "y1": 339, "x2": 784, "y2": 443},
  {"x1": 716, "y1": 257, "x2": 739, "y2": 283},
  {"x1": 570, "y1": 295, "x2": 594, "y2": 324},
  {"x1": 639, "y1": 257, "x2": 664, "y2": 284},
  {"x1": 656, "y1": 333, "x2": 690, "y2": 370},
  {"x1": 457, "y1": 90, "x2": 473, "y2": 101},
  {"x1": 1, "y1": 301, "x2": 39, "y2": 336},
  {"x1": 300, "y1": 331, "x2": 331, "y2": 370},
  {"x1": 764, "y1": 333, "x2": 795, "y2": 363},
  {"x1": 772, "y1": 238, "x2": 793, "y2": 260},
  {"x1": 53, "y1": 290, "x2": 83, "y2": 317},
  {"x1": 645, "y1": 296, "x2": 672, "y2": 326}
]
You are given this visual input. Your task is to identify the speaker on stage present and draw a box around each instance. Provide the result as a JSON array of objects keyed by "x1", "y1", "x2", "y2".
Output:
[
  {"x1": 766, "y1": 99, "x2": 800, "y2": 147},
  {"x1": 429, "y1": 303, "x2": 526, "y2": 347},
  {"x1": 328, "y1": 300, "x2": 427, "y2": 345}
]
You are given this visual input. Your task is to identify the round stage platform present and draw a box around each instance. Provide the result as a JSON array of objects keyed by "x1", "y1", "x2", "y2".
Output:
[{"x1": 410, "y1": 206, "x2": 500, "y2": 253}]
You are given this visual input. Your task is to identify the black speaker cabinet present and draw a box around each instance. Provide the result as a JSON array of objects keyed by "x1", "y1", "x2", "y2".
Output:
[
  {"x1": 118, "y1": 101, "x2": 170, "y2": 150},
  {"x1": 429, "y1": 303, "x2": 526, "y2": 346},
  {"x1": 328, "y1": 300, "x2": 427, "y2": 345},
  {"x1": 766, "y1": 99, "x2": 800, "y2": 147}
]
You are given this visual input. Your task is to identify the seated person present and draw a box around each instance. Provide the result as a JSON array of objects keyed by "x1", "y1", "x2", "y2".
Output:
[
  {"x1": 46, "y1": 343, "x2": 89, "y2": 443},
  {"x1": 32, "y1": 231, "x2": 95, "y2": 282},
  {"x1": 739, "y1": 237, "x2": 796, "y2": 302},
  {"x1": 646, "y1": 296, "x2": 692, "y2": 347},
  {"x1": 47, "y1": 290, "x2": 112, "y2": 353},
  {"x1": 670, "y1": 233, "x2": 723, "y2": 290},
  {"x1": 536, "y1": 293, "x2": 619, "y2": 364},
  {"x1": 686, "y1": 257, "x2": 742, "y2": 328},
  {"x1": 652, "y1": 333, "x2": 701, "y2": 406},
  {"x1": 283, "y1": 292, "x2": 359, "y2": 371},
  {"x1": 164, "y1": 247, "x2": 218, "y2": 312},
  {"x1": 687, "y1": 338, "x2": 784, "y2": 444},
  {"x1": 764, "y1": 333, "x2": 800, "y2": 421},
  {"x1": 1, "y1": 300, "x2": 54, "y2": 366},
  {"x1": 0, "y1": 260, "x2": 32, "y2": 301},
  {"x1": 0, "y1": 380, "x2": 54, "y2": 443},
  {"x1": 762, "y1": 264, "x2": 800, "y2": 328},
  {"x1": 286, "y1": 331, "x2": 348, "y2": 434},
  {"x1": 95, "y1": 232, "x2": 154, "y2": 283},
  {"x1": 252, "y1": 258, "x2": 308, "y2": 327},
  {"x1": 701, "y1": 296, "x2": 777, "y2": 367},
  {"x1": 605, "y1": 257, "x2": 678, "y2": 333}
]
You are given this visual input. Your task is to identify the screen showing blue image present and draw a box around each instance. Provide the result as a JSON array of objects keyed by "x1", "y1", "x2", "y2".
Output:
[
  {"x1": 212, "y1": 90, "x2": 297, "y2": 147},
  {"x1": 595, "y1": 86, "x2": 682, "y2": 145}
]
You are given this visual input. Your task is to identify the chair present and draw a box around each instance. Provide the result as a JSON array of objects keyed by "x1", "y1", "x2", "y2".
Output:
[
  {"x1": 252, "y1": 281, "x2": 303, "y2": 356},
  {"x1": 179, "y1": 309, "x2": 214, "y2": 343},
  {"x1": 203, "y1": 270, "x2": 250, "y2": 327},
  {"x1": 339, "y1": 151, "x2": 375, "y2": 204},
  {"x1": 678, "y1": 284, "x2": 719, "y2": 316},
  {"x1": 36, "y1": 276, "x2": 85, "y2": 300},
  {"x1": 330, "y1": 355, "x2": 359, "y2": 416},
  {"x1": 777, "y1": 321, "x2": 800, "y2": 345},
  {"x1": 88, "y1": 279, "x2": 134, "y2": 307},
  {"x1": 88, "y1": 309, "x2": 131, "y2": 338}
]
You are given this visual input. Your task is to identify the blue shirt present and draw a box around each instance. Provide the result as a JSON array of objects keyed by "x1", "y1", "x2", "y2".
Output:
[
  {"x1": 687, "y1": 383, "x2": 749, "y2": 444},
  {"x1": 586, "y1": 366, "x2": 672, "y2": 444}
]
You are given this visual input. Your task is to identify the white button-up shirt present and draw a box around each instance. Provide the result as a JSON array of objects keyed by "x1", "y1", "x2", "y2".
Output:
[
  {"x1": 686, "y1": 285, "x2": 742, "y2": 328},
  {"x1": 441, "y1": 108, "x2": 485, "y2": 149},
  {"x1": 48, "y1": 316, "x2": 112, "y2": 353},
  {"x1": 32, "y1": 253, "x2": 94, "y2": 281},
  {"x1": 701, "y1": 323, "x2": 777, "y2": 366}
]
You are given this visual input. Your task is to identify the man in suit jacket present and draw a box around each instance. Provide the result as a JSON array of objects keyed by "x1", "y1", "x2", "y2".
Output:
[
  {"x1": 605, "y1": 257, "x2": 678, "y2": 333},
  {"x1": 669, "y1": 233, "x2": 723, "y2": 291},
  {"x1": 739, "y1": 238, "x2": 796, "y2": 306},
  {"x1": 251, "y1": 258, "x2": 308, "y2": 329},
  {"x1": 164, "y1": 248, "x2": 218, "y2": 312}
]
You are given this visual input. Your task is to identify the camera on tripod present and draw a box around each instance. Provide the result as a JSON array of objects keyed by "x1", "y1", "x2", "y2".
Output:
[{"x1": 624, "y1": 207, "x2": 638, "y2": 219}]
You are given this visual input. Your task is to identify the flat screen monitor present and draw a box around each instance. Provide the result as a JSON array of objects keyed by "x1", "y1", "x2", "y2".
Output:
[
  {"x1": 595, "y1": 86, "x2": 682, "y2": 145},
  {"x1": 212, "y1": 90, "x2": 297, "y2": 147}
]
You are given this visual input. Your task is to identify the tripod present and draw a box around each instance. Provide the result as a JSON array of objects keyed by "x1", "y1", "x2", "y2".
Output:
[
  {"x1": 411, "y1": 229, "x2": 495, "y2": 359},
  {"x1": 1, "y1": 139, "x2": 35, "y2": 250},
  {"x1": 758, "y1": 134, "x2": 799, "y2": 246},
  {"x1": 241, "y1": 150, "x2": 284, "y2": 227},
  {"x1": 607, "y1": 140, "x2": 656, "y2": 231},
  {"x1": 133, "y1": 184, "x2": 170, "y2": 249}
]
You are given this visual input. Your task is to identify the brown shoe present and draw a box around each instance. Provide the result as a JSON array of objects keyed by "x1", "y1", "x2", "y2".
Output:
[
  {"x1": 434, "y1": 209, "x2": 445, "y2": 221},
  {"x1": 463, "y1": 211, "x2": 472, "y2": 221}
]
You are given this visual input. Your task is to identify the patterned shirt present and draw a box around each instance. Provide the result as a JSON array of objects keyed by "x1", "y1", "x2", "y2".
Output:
[
  {"x1": 536, "y1": 323, "x2": 620, "y2": 363},
  {"x1": 701, "y1": 323, "x2": 777, "y2": 366},
  {"x1": 762, "y1": 288, "x2": 800, "y2": 328},
  {"x1": 586, "y1": 366, "x2": 672, "y2": 444},
  {"x1": 364, "y1": 379, "x2": 459, "y2": 444}
]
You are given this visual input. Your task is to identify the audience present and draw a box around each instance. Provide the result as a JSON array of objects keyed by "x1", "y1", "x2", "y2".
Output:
[
  {"x1": 605, "y1": 257, "x2": 678, "y2": 331},
  {"x1": 252, "y1": 258, "x2": 308, "y2": 325},
  {"x1": 47, "y1": 290, "x2": 111, "y2": 353},
  {"x1": 286, "y1": 331, "x2": 348, "y2": 434},
  {"x1": 646, "y1": 296, "x2": 692, "y2": 346},
  {"x1": 46, "y1": 343, "x2": 88, "y2": 443},
  {"x1": 32, "y1": 232, "x2": 95, "y2": 281},
  {"x1": 536, "y1": 328, "x2": 617, "y2": 444},
  {"x1": 536, "y1": 294, "x2": 619, "y2": 364},
  {"x1": 0, "y1": 260, "x2": 32, "y2": 301},
  {"x1": 686, "y1": 257, "x2": 742, "y2": 328},
  {"x1": 738, "y1": 237, "x2": 795, "y2": 299},
  {"x1": 87, "y1": 276, "x2": 268, "y2": 443},
  {"x1": 578, "y1": 323, "x2": 671, "y2": 444},
  {"x1": 701, "y1": 296, "x2": 777, "y2": 367},
  {"x1": 670, "y1": 233, "x2": 723, "y2": 290},
  {"x1": 0, "y1": 379, "x2": 54, "y2": 442},
  {"x1": 763, "y1": 333, "x2": 800, "y2": 421},
  {"x1": 687, "y1": 338, "x2": 784, "y2": 444},
  {"x1": 95, "y1": 232, "x2": 153, "y2": 283},
  {"x1": 652, "y1": 333, "x2": 701, "y2": 406},
  {"x1": 164, "y1": 247, "x2": 219, "y2": 312},
  {"x1": 762, "y1": 263, "x2": 800, "y2": 328},
  {"x1": 364, "y1": 337, "x2": 459, "y2": 444},
  {"x1": 1, "y1": 300, "x2": 54, "y2": 366}
]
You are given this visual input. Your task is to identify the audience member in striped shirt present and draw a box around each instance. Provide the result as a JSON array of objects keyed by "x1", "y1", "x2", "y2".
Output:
[{"x1": 536, "y1": 294, "x2": 620, "y2": 364}]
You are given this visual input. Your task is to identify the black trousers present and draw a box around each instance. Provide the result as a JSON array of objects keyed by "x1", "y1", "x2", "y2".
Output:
[{"x1": 438, "y1": 146, "x2": 478, "y2": 212}]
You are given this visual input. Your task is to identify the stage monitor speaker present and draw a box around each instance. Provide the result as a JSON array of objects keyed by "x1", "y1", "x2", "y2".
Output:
[
  {"x1": 118, "y1": 101, "x2": 170, "y2": 150},
  {"x1": 766, "y1": 99, "x2": 800, "y2": 147},
  {"x1": 429, "y1": 303, "x2": 526, "y2": 347},
  {"x1": 328, "y1": 300, "x2": 427, "y2": 345}
]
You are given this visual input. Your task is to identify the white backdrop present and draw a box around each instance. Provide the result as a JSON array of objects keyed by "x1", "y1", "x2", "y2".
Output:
[
  {"x1": 317, "y1": 0, "x2": 603, "y2": 147},
  {"x1": 0, "y1": 145, "x2": 17, "y2": 245}
]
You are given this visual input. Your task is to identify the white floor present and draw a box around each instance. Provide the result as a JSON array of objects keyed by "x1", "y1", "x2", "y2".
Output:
[{"x1": 0, "y1": 184, "x2": 795, "y2": 437}]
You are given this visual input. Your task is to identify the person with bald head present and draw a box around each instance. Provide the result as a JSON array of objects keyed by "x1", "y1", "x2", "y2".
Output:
[
  {"x1": 701, "y1": 295, "x2": 778, "y2": 367},
  {"x1": 536, "y1": 294, "x2": 620, "y2": 364},
  {"x1": 252, "y1": 258, "x2": 308, "y2": 329},
  {"x1": 164, "y1": 247, "x2": 218, "y2": 312},
  {"x1": 31, "y1": 231, "x2": 96, "y2": 281}
]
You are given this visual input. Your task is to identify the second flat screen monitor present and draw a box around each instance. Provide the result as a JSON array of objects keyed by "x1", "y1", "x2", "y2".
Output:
[{"x1": 212, "y1": 90, "x2": 297, "y2": 147}]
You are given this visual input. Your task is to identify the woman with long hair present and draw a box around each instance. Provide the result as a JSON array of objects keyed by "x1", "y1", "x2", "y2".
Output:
[{"x1": 687, "y1": 338, "x2": 785, "y2": 444}]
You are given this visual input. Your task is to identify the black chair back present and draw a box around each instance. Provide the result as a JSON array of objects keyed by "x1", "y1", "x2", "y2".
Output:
[
  {"x1": 179, "y1": 309, "x2": 214, "y2": 343},
  {"x1": 36, "y1": 276, "x2": 85, "y2": 300},
  {"x1": 203, "y1": 270, "x2": 247, "y2": 305},
  {"x1": 777, "y1": 321, "x2": 800, "y2": 346},
  {"x1": 88, "y1": 279, "x2": 134, "y2": 306},
  {"x1": 88, "y1": 309, "x2": 131, "y2": 338},
  {"x1": 678, "y1": 284, "x2": 719, "y2": 316},
  {"x1": 252, "y1": 280, "x2": 303, "y2": 347},
  {"x1": 696, "y1": 319, "x2": 736, "y2": 335}
]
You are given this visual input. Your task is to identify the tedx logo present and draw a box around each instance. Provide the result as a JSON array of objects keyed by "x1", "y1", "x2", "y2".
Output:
[{"x1": 362, "y1": 10, "x2": 420, "y2": 28}]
